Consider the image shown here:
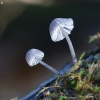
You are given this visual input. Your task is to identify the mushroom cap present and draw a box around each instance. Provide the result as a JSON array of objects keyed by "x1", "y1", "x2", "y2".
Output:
[
  {"x1": 25, "y1": 49, "x2": 44, "y2": 66},
  {"x1": 49, "y1": 18, "x2": 74, "y2": 42}
]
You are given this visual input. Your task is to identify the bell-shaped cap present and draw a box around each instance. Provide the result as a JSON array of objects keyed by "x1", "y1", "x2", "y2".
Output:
[
  {"x1": 25, "y1": 49, "x2": 44, "y2": 66},
  {"x1": 49, "y1": 18, "x2": 74, "y2": 42}
]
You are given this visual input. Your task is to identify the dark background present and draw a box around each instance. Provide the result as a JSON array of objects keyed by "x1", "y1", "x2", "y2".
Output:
[{"x1": 0, "y1": 0, "x2": 100, "y2": 99}]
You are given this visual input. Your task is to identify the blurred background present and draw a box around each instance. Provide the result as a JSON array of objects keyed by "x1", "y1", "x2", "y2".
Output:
[{"x1": 0, "y1": 0, "x2": 100, "y2": 99}]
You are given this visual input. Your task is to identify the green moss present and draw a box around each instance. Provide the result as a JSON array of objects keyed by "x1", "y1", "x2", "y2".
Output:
[{"x1": 38, "y1": 51, "x2": 100, "y2": 100}]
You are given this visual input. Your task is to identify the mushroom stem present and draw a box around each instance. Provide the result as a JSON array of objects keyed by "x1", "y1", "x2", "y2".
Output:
[
  {"x1": 61, "y1": 28, "x2": 77, "y2": 63},
  {"x1": 65, "y1": 35, "x2": 77, "y2": 63},
  {"x1": 35, "y1": 57, "x2": 61, "y2": 74}
]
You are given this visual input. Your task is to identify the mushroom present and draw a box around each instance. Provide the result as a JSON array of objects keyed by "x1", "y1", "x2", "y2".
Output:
[
  {"x1": 49, "y1": 18, "x2": 77, "y2": 63},
  {"x1": 25, "y1": 48, "x2": 60, "y2": 74}
]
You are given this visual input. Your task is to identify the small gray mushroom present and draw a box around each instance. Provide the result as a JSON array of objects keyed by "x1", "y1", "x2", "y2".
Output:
[
  {"x1": 25, "y1": 49, "x2": 60, "y2": 74},
  {"x1": 49, "y1": 18, "x2": 77, "y2": 63}
]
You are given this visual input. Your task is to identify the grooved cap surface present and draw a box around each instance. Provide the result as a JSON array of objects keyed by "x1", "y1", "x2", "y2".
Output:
[
  {"x1": 49, "y1": 18, "x2": 74, "y2": 42},
  {"x1": 25, "y1": 49, "x2": 44, "y2": 66}
]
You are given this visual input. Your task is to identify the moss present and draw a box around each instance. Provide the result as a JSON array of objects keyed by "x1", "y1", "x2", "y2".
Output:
[{"x1": 37, "y1": 50, "x2": 100, "y2": 100}]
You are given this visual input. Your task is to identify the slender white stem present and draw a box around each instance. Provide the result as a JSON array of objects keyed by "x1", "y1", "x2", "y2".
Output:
[
  {"x1": 62, "y1": 29, "x2": 77, "y2": 63},
  {"x1": 35, "y1": 57, "x2": 61, "y2": 74}
]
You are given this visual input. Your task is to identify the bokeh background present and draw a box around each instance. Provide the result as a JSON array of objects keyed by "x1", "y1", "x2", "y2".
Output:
[{"x1": 0, "y1": 0, "x2": 100, "y2": 99}]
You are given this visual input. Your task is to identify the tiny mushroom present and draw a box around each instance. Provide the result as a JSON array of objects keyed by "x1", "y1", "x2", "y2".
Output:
[
  {"x1": 49, "y1": 18, "x2": 77, "y2": 63},
  {"x1": 25, "y1": 48, "x2": 61, "y2": 74}
]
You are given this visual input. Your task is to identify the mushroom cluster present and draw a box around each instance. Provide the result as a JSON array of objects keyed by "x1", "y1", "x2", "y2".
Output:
[{"x1": 25, "y1": 18, "x2": 77, "y2": 74}]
